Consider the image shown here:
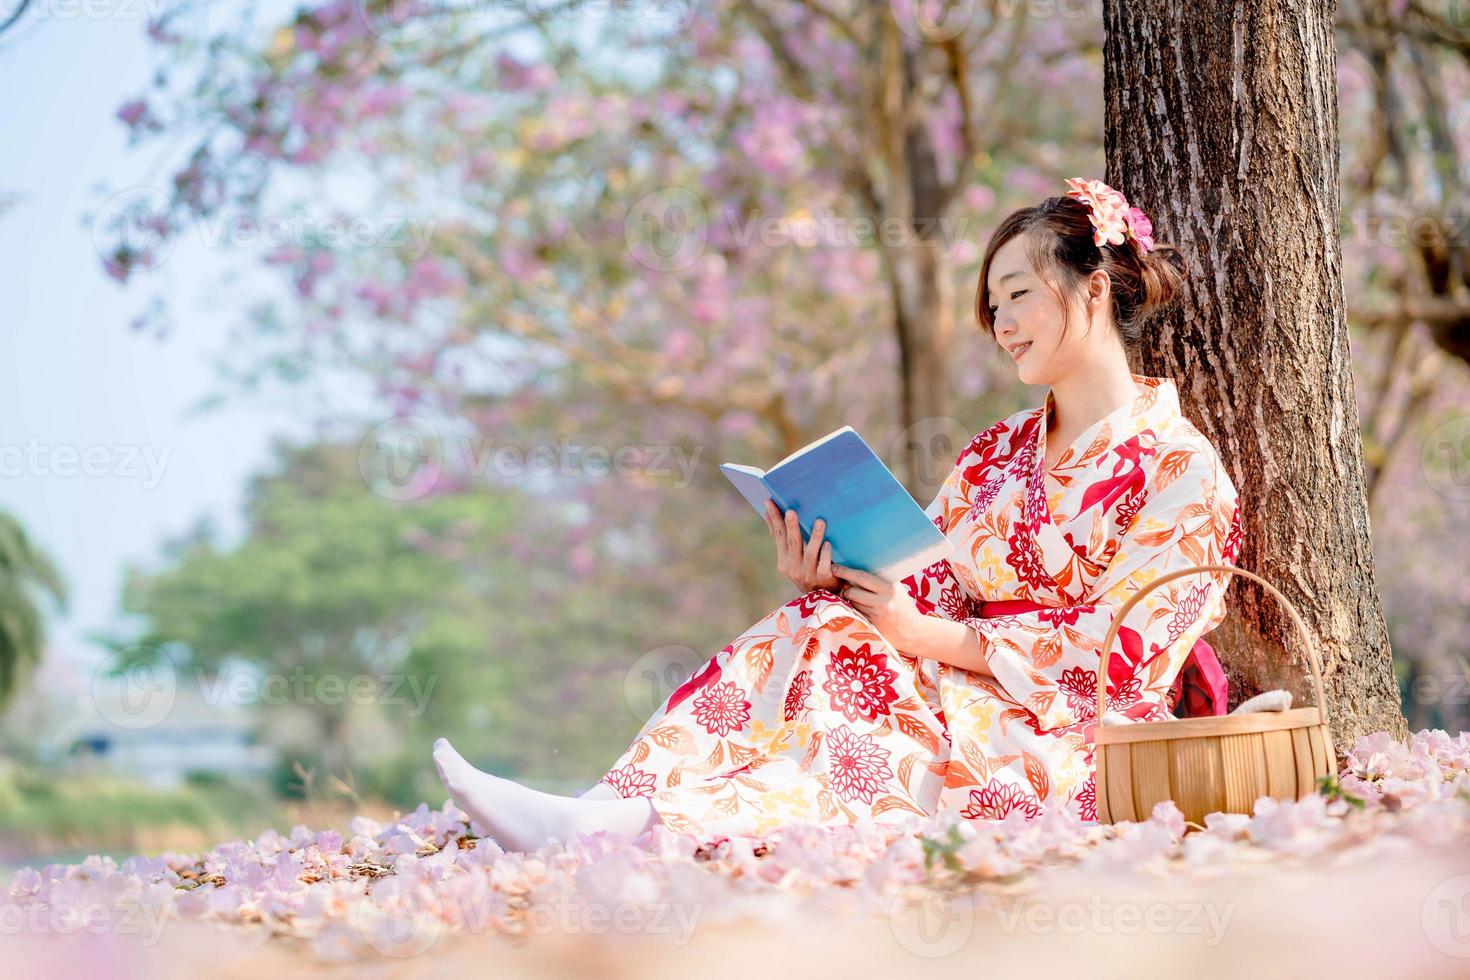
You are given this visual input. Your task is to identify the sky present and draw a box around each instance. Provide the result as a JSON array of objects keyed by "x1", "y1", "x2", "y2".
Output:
[
  {"x1": 0, "y1": 2, "x2": 620, "y2": 713},
  {"x1": 0, "y1": 3, "x2": 312, "y2": 692}
]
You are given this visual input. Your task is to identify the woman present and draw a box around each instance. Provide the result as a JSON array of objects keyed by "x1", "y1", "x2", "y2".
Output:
[{"x1": 433, "y1": 177, "x2": 1243, "y2": 852}]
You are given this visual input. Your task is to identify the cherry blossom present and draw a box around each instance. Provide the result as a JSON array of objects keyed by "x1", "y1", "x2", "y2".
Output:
[{"x1": 2, "y1": 728, "x2": 1467, "y2": 963}]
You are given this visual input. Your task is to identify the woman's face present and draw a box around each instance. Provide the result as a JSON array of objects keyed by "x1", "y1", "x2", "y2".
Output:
[{"x1": 985, "y1": 235, "x2": 1101, "y2": 386}]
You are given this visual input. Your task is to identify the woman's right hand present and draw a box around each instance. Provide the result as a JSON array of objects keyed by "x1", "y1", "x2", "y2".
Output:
[{"x1": 763, "y1": 500, "x2": 841, "y2": 594}]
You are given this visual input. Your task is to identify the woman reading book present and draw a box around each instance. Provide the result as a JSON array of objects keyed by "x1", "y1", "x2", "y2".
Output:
[{"x1": 431, "y1": 177, "x2": 1243, "y2": 850}]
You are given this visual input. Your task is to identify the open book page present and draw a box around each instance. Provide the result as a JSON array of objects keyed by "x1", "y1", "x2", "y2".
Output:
[
  {"x1": 719, "y1": 464, "x2": 777, "y2": 513},
  {"x1": 765, "y1": 425, "x2": 856, "y2": 474}
]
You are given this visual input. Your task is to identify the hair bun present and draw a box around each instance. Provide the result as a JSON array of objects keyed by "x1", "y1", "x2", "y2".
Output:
[{"x1": 1130, "y1": 242, "x2": 1185, "y2": 329}]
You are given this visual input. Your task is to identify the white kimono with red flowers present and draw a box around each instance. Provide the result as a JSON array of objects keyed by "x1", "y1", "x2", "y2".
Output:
[{"x1": 597, "y1": 374, "x2": 1242, "y2": 837}]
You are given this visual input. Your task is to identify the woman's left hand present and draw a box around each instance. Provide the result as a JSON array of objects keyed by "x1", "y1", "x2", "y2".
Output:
[{"x1": 830, "y1": 564, "x2": 929, "y2": 654}]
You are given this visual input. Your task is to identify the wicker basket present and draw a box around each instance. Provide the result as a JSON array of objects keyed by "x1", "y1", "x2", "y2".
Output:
[{"x1": 1093, "y1": 563, "x2": 1335, "y2": 826}]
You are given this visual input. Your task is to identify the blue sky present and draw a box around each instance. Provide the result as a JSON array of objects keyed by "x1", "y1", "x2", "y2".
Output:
[{"x1": 0, "y1": 5, "x2": 311, "y2": 683}]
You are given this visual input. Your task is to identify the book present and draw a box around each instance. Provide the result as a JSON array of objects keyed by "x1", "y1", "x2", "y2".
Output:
[{"x1": 719, "y1": 425, "x2": 955, "y2": 584}]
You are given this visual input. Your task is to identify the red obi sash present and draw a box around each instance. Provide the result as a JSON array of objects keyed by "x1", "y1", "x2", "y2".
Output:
[{"x1": 972, "y1": 598, "x2": 1228, "y2": 718}]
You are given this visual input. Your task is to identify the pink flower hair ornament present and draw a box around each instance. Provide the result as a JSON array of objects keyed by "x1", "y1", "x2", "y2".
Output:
[{"x1": 1062, "y1": 177, "x2": 1156, "y2": 254}]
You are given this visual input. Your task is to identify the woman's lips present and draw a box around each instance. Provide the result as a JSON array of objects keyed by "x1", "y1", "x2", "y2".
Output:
[{"x1": 1011, "y1": 341, "x2": 1032, "y2": 360}]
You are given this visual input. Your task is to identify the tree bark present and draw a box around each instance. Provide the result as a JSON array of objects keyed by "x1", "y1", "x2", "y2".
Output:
[
  {"x1": 887, "y1": 237, "x2": 957, "y2": 501},
  {"x1": 869, "y1": 24, "x2": 958, "y2": 501},
  {"x1": 1103, "y1": 0, "x2": 1406, "y2": 760}
]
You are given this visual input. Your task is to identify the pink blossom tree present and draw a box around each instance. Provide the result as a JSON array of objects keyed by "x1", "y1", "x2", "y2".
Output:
[{"x1": 99, "y1": 1, "x2": 1104, "y2": 635}]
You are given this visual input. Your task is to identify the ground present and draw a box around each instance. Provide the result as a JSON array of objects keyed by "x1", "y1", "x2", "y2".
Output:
[{"x1": 4, "y1": 729, "x2": 1470, "y2": 978}]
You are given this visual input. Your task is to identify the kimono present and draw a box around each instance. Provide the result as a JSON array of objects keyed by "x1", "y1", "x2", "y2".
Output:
[{"x1": 595, "y1": 374, "x2": 1243, "y2": 837}]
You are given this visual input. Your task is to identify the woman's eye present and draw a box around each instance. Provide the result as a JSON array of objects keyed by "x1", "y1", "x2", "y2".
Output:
[{"x1": 988, "y1": 289, "x2": 1027, "y2": 316}]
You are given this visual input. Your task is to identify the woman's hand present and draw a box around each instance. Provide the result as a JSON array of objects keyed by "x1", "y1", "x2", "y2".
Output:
[
  {"x1": 830, "y1": 563, "x2": 931, "y2": 653},
  {"x1": 764, "y1": 500, "x2": 841, "y2": 594}
]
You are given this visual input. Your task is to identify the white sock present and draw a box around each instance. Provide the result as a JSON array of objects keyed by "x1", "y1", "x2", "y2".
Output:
[
  {"x1": 579, "y1": 780, "x2": 620, "y2": 801},
  {"x1": 432, "y1": 738, "x2": 659, "y2": 852}
]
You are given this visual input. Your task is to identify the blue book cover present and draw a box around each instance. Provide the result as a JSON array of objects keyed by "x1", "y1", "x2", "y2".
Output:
[{"x1": 720, "y1": 426, "x2": 955, "y2": 583}]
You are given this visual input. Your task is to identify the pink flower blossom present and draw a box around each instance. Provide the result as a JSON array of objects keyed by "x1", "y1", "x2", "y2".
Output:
[
  {"x1": 4, "y1": 728, "x2": 1469, "y2": 962},
  {"x1": 1063, "y1": 177, "x2": 1156, "y2": 253},
  {"x1": 116, "y1": 98, "x2": 150, "y2": 128},
  {"x1": 1125, "y1": 206, "x2": 1155, "y2": 252}
]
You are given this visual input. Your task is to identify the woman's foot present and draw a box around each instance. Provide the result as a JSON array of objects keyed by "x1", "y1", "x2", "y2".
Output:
[{"x1": 432, "y1": 737, "x2": 659, "y2": 852}]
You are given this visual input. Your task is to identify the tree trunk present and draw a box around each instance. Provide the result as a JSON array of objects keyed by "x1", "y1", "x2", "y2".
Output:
[
  {"x1": 867, "y1": 22, "x2": 958, "y2": 501},
  {"x1": 887, "y1": 237, "x2": 956, "y2": 502},
  {"x1": 317, "y1": 709, "x2": 351, "y2": 782},
  {"x1": 1103, "y1": 0, "x2": 1406, "y2": 760}
]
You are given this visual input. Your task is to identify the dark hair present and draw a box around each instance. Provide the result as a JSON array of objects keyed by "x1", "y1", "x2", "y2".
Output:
[{"x1": 974, "y1": 194, "x2": 1186, "y2": 350}]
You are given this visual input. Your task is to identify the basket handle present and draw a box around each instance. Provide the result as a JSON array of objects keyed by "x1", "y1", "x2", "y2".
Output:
[{"x1": 1093, "y1": 563, "x2": 1329, "y2": 727}]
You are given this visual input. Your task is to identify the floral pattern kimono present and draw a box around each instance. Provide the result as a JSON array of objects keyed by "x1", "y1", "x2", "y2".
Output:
[{"x1": 596, "y1": 374, "x2": 1243, "y2": 838}]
